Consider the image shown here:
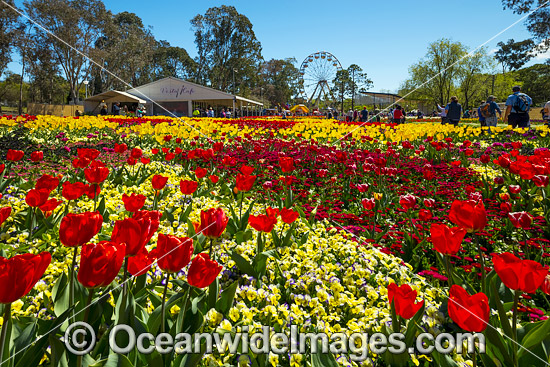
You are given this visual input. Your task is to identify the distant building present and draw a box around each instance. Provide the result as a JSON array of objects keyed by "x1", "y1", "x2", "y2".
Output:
[{"x1": 84, "y1": 77, "x2": 263, "y2": 117}]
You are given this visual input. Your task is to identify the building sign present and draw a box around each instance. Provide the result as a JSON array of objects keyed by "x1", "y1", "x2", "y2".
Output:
[{"x1": 160, "y1": 84, "x2": 195, "y2": 98}]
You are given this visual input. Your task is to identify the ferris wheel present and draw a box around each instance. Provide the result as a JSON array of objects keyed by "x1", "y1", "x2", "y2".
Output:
[{"x1": 298, "y1": 51, "x2": 342, "y2": 108}]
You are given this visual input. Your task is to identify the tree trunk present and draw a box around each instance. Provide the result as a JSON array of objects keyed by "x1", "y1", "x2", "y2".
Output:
[{"x1": 18, "y1": 55, "x2": 25, "y2": 115}]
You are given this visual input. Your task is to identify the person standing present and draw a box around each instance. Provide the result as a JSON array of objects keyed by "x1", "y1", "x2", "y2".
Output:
[
  {"x1": 392, "y1": 105, "x2": 404, "y2": 124},
  {"x1": 99, "y1": 100, "x2": 107, "y2": 116},
  {"x1": 480, "y1": 96, "x2": 502, "y2": 134},
  {"x1": 504, "y1": 86, "x2": 532, "y2": 129},
  {"x1": 361, "y1": 107, "x2": 368, "y2": 122},
  {"x1": 112, "y1": 102, "x2": 121, "y2": 115},
  {"x1": 438, "y1": 104, "x2": 447, "y2": 124},
  {"x1": 543, "y1": 99, "x2": 550, "y2": 127},
  {"x1": 444, "y1": 97, "x2": 462, "y2": 126},
  {"x1": 477, "y1": 102, "x2": 486, "y2": 128}
]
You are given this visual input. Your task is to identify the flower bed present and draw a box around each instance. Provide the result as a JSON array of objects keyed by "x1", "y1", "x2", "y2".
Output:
[{"x1": 0, "y1": 115, "x2": 548, "y2": 367}]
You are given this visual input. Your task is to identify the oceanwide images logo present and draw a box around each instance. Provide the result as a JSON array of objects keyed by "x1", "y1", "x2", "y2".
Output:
[{"x1": 64, "y1": 323, "x2": 485, "y2": 361}]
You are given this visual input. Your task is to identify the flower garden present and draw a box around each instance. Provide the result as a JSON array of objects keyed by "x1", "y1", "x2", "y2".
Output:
[{"x1": 0, "y1": 114, "x2": 549, "y2": 367}]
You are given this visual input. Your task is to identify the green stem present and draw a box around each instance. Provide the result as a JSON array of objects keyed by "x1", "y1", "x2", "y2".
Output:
[
  {"x1": 0, "y1": 303, "x2": 11, "y2": 364},
  {"x1": 160, "y1": 273, "x2": 170, "y2": 334},
  {"x1": 523, "y1": 229, "x2": 529, "y2": 260},
  {"x1": 181, "y1": 286, "x2": 191, "y2": 320},
  {"x1": 123, "y1": 257, "x2": 129, "y2": 299},
  {"x1": 208, "y1": 239, "x2": 214, "y2": 259},
  {"x1": 445, "y1": 255, "x2": 454, "y2": 288},
  {"x1": 475, "y1": 234, "x2": 486, "y2": 294},
  {"x1": 69, "y1": 246, "x2": 78, "y2": 322},
  {"x1": 511, "y1": 291, "x2": 520, "y2": 367},
  {"x1": 77, "y1": 289, "x2": 95, "y2": 367},
  {"x1": 93, "y1": 184, "x2": 99, "y2": 211},
  {"x1": 238, "y1": 192, "x2": 244, "y2": 227}
]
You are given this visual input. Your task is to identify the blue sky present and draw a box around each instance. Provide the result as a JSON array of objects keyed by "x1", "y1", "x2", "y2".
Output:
[{"x1": 7, "y1": 0, "x2": 549, "y2": 92}]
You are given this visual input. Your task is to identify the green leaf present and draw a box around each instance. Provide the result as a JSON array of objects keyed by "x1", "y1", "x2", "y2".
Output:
[
  {"x1": 484, "y1": 325, "x2": 514, "y2": 365},
  {"x1": 52, "y1": 272, "x2": 70, "y2": 317},
  {"x1": 230, "y1": 251, "x2": 256, "y2": 277},
  {"x1": 215, "y1": 281, "x2": 238, "y2": 316},
  {"x1": 208, "y1": 277, "x2": 219, "y2": 310},
  {"x1": 518, "y1": 317, "x2": 550, "y2": 359},
  {"x1": 311, "y1": 340, "x2": 339, "y2": 367},
  {"x1": 179, "y1": 203, "x2": 193, "y2": 223}
]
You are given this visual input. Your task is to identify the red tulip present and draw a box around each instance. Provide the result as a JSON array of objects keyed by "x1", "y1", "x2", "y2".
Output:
[
  {"x1": 114, "y1": 143, "x2": 127, "y2": 154},
  {"x1": 40, "y1": 198, "x2": 63, "y2": 212},
  {"x1": 399, "y1": 194, "x2": 416, "y2": 210},
  {"x1": 430, "y1": 223, "x2": 466, "y2": 255},
  {"x1": 122, "y1": 193, "x2": 146, "y2": 212},
  {"x1": 508, "y1": 185, "x2": 521, "y2": 194},
  {"x1": 500, "y1": 202, "x2": 512, "y2": 213},
  {"x1": 235, "y1": 174, "x2": 256, "y2": 192},
  {"x1": 266, "y1": 207, "x2": 280, "y2": 218},
  {"x1": 78, "y1": 148, "x2": 100, "y2": 161},
  {"x1": 131, "y1": 210, "x2": 161, "y2": 250},
  {"x1": 30, "y1": 151, "x2": 44, "y2": 162},
  {"x1": 418, "y1": 209, "x2": 433, "y2": 221},
  {"x1": 72, "y1": 157, "x2": 91, "y2": 169},
  {"x1": 128, "y1": 248, "x2": 155, "y2": 277},
  {"x1": 387, "y1": 283, "x2": 424, "y2": 319},
  {"x1": 195, "y1": 208, "x2": 228, "y2": 239},
  {"x1": 152, "y1": 175, "x2": 168, "y2": 190},
  {"x1": 0, "y1": 207, "x2": 11, "y2": 226},
  {"x1": 248, "y1": 214, "x2": 278, "y2": 233},
  {"x1": 180, "y1": 180, "x2": 198, "y2": 195},
  {"x1": 361, "y1": 198, "x2": 375, "y2": 210},
  {"x1": 111, "y1": 218, "x2": 143, "y2": 257},
  {"x1": 78, "y1": 241, "x2": 125, "y2": 288},
  {"x1": 59, "y1": 211, "x2": 103, "y2": 247},
  {"x1": 195, "y1": 167, "x2": 208, "y2": 179},
  {"x1": 492, "y1": 252, "x2": 548, "y2": 293},
  {"x1": 356, "y1": 184, "x2": 369, "y2": 192},
  {"x1": 448, "y1": 200, "x2": 487, "y2": 233},
  {"x1": 187, "y1": 253, "x2": 223, "y2": 288},
  {"x1": 480, "y1": 154, "x2": 491, "y2": 164},
  {"x1": 423, "y1": 198, "x2": 435, "y2": 208},
  {"x1": 532, "y1": 175, "x2": 549, "y2": 188},
  {"x1": 62, "y1": 181, "x2": 87, "y2": 201},
  {"x1": 84, "y1": 161, "x2": 109, "y2": 184},
  {"x1": 280, "y1": 208, "x2": 299, "y2": 224},
  {"x1": 130, "y1": 147, "x2": 143, "y2": 159},
  {"x1": 209, "y1": 175, "x2": 219, "y2": 184},
  {"x1": 6, "y1": 149, "x2": 24, "y2": 161},
  {"x1": 279, "y1": 157, "x2": 294, "y2": 173},
  {"x1": 240, "y1": 165, "x2": 255, "y2": 175},
  {"x1": 35, "y1": 174, "x2": 60, "y2": 192},
  {"x1": 155, "y1": 234, "x2": 193, "y2": 273},
  {"x1": 0, "y1": 252, "x2": 51, "y2": 303},
  {"x1": 448, "y1": 285, "x2": 489, "y2": 332},
  {"x1": 25, "y1": 188, "x2": 50, "y2": 207},
  {"x1": 508, "y1": 212, "x2": 532, "y2": 229},
  {"x1": 541, "y1": 275, "x2": 550, "y2": 295},
  {"x1": 84, "y1": 183, "x2": 101, "y2": 199}
]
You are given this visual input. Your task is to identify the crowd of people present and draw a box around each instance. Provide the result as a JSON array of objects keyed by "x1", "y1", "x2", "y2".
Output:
[
  {"x1": 91, "y1": 89, "x2": 550, "y2": 127},
  {"x1": 435, "y1": 86, "x2": 550, "y2": 129}
]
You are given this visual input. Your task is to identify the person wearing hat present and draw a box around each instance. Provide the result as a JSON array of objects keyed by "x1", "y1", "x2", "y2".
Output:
[
  {"x1": 504, "y1": 86, "x2": 532, "y2": 129},
  {"x1": 481, "y1": 95, "x2": 502, "y2": 134},
  {"x1": 99, "y1": 100, "x2": 107, "y2": 116}
]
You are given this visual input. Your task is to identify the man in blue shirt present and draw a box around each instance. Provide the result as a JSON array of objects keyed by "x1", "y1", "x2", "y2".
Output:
[{"x1": 504, "y1": 86, "x2": 532, "y2": 129}]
